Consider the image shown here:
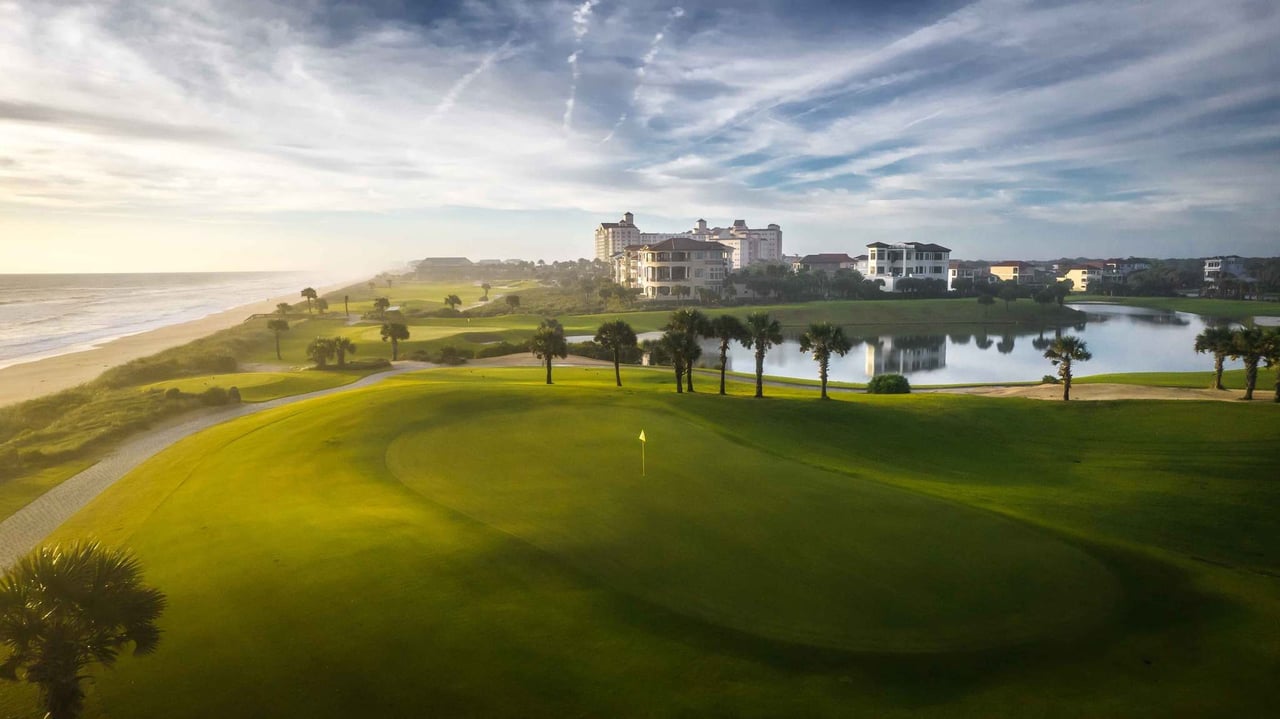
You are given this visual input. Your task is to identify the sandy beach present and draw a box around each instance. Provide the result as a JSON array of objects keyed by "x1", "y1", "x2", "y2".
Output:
[{"x1": 0, "y1": 289, "x2": 333, "y2": 408}]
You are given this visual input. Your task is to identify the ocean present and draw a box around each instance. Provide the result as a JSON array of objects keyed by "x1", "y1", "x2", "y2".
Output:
[{"x1": 0, "y1": 272, "x2": 327, "y2": 370}]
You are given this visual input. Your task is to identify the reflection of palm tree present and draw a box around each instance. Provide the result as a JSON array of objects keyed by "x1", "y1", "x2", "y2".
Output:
[
  {"x1": 975, "y1": 332, "x2": 994, "y2": 350},
  {"x1": 997, "y1": 334, "x2": 1015, "y2": 354}
]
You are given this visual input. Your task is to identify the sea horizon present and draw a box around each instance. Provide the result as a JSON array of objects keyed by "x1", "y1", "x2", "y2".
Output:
[{"x1": 0, "y1": 271, "x2": 356, "y2": 371}]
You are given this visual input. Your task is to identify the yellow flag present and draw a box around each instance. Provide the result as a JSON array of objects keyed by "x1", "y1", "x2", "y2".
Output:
[{"x1": 639, "y1": 430, "x2": 646, "y2": 442}]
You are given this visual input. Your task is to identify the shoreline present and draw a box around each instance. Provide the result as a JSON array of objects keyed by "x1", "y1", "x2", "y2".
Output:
[{"x1": 0, "y1": 280, "x2": 360, "y2": 408}]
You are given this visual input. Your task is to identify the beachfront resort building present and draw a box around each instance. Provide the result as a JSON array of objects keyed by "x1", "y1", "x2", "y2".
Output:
[
  {"x1": 864, "y1": 242, "x2": 951, "y2": 292},
  {"x1": 595, "y1": 212, "x2": 782, "y2": 269},
  {"x1": 612, "y1": 237, "x2": 731, "y2": 300}
]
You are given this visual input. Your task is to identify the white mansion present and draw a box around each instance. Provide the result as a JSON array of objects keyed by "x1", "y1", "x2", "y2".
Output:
[
  {"x1": 865, "y1": 242, "x2": 952, "y2": 291},
  {"x1": 595, "y1": 212, "x2": 782, "y2": 269}
]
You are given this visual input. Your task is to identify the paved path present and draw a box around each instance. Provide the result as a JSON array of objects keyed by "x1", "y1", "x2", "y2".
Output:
[{"x1": 0, "y1": 362, "x2": 433, "y2": 568}]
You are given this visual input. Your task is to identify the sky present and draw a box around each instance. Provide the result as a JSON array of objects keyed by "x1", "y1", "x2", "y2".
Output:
[{"x1": 1, "y1": 0, "x2": 1278, "y2": 274}]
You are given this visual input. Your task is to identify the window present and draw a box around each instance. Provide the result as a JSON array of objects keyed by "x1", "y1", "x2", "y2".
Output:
[
  {"x1": 869, "y1": 250, "x2": 876, "y2": 259},
  {"x1": 695, "y1": 268, "x2": 704, "y2": 278},
  {"x1": 932, "y1": 266, "x2": 943, "y2": 274}
]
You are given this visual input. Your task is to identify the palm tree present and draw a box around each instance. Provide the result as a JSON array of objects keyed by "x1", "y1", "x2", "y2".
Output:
[
  {"x1": 481, "y1": 283, "x2": 492, "y2": 301},
  {"x1": 373, "y1": 297, "x2": 391, "y2": 319},
  {"x1": 1194, "y1": 326, "x2": 1235, "y2": 390},
  {"x1": 300, "y1": 287, "x2": 317, "y2": 313},
  {"x1": 444, "y1": 294, "x2": 462, "y2": 310},
  {"x1": 977, "y1": 293, "x2": 995, "y2": 318},
  {"x1": 506, "y1": 294, "x2": 521, "y2": 310},
  {"x1": 530, "y1": 318, "x2": 567, "y2": 384},
  {"x1": 380, "y1": 323, "x2": 409, "y2": 361},
  {"x1": 1227, "y1": 326, "x2": 1266, "y2": 400},
  {"x1": 799, "y1": 322, "x2": 852, "y2": 399},
  {"x1": 333, "y1": 336, "x2": 357, "y2": 368},
  {"x1": 0, "y1": 542, "x2": 165, "y2": 719},
  {"x1": 344, "y1": 294, "x2": 350, "y2": 317},
  {"x1": 743, "y1": 312, "x2": 783, "y2": 398},
  {"x1": 594, "y1": 319, "x2": 637, "y2": 387},
  {"x1": 306, "y1": 337, "x2": 336, "y2": 368},
  {"x1": 276, "y1": 302, "x2": 290, "y2": 316},
  {"x1": 1043, "y1": 335, "x2": 1092, "y2": 400},
  {"x1": 267, "y1": 318, "x2": 289, "y2": 360},
  {"x1": 1264, "y1": 328, "x2": 1280, "y2": 403},
  {"x1": 667, "y1": 308, "x2": 708, "y2": 392},
  {"x1": 708, "y1": 314, "x2": 749, "y2": 395}
]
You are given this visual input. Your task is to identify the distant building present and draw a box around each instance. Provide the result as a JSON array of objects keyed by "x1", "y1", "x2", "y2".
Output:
[
  {"x1": 989, "y1": 261, "x2": 1042, "y2": 285},
  {"x1": 1203, "y1": 255, "x2": 1248, "y2": 285},
  {"x1": 794, "y1": 253, "x2": 857, "y2": 274},
  {"x1": 595, "y1": 212, "x2": 782, "y2": 268},
  {"x1": 1103, "y1": 258, "x2": 1150, "y2": 278},
  {"x1": 948, "y1": 260, "x2": 992, "y2": 291},
  {"x1": 864, "y1": 242, "x2": 951, "y2": 292},
  {"x1": 416, "y1": 257, "x2": 474, "y2": 277},
  {"x1": 1060, "y1": 265, "x2": 1104, "y2": 293},
  {"x1": 595, "y1": 212, "x2": 641, "y2": 260},
  {"x1": 852, "y1": 254, "x2": 869, "y2": 276},
  {"x1": 612, "y1": 237, "x2": 731, "y2": 300}
]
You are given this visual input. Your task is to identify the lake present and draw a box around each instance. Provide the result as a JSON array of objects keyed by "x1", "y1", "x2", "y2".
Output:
[{"x1": 701, "y1": 303, "x2": 1246, "y2": 385}]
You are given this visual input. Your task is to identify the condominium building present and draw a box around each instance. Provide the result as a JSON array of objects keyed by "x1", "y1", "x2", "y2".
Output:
[
  {"x1": 1060, "y1": 265, "x2": 1104, "y2": 292},
  {"x1": 989, "y1": 261, "x2": 1042, "y2": 284},
  {"x1": 612, "y1": 237, "x2": 731, "y2": 300},
  {"x1": 595, "y1": 212, "x2": 781, "y2": 268},
  {"x1": 864, "y1": 242, "x2": 951, "y2": 291}
]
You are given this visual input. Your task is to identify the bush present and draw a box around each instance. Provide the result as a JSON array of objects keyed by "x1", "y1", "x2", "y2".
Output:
[
  {"x1": 476, "y1": 341, "x2": 529, "y2": 358},
  {"x1": 164, "y1": 387, "x2": 184, "y2": 400},
  {"x1": 1041, "y1": 375, "x2": 1061, "y2": 385},
  {"x1": 199, "y1": 386, "x2": 230, "y2": 406},
  {"x1": 227, "y1": 386, "x2": 242, "y2": 403},
  {"x1": 867, "y1": 374, "x2": 911, "y2": 394},
  {"x1": 435, "y1": 346, "x2": 473, "y2": 365}
]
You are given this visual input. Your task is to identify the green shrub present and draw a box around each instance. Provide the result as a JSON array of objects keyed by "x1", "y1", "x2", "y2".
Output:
[
  {"x1": 165, "y1": 387, "x2": 184, "y2": 400},
  {"x1": 476, "y1": 341, "x2": 529, "y2": 358},
  {"x1": 1041, "y1": 375, "x2": 1061, "y2": 385},
  {"x1": 867, "y1": 374, "x2": 911, "y2": 394},
  {"x1": 199, "y1": 387, "x2": 230, "y2": 406},
  {"x1": 227, "y1": 387, "x2": 242, "y2": 403},
  {"x1": 566, "y1": 341, "x2": 643, "y2": 364},
  {"x1": 434, "y1": 346, "x2": 473, "y2": 365}
]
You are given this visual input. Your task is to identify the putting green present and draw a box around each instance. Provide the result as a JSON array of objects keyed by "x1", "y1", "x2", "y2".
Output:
[{"x1": 386, "y1": 398, "x2": 1119, "y2": 652}]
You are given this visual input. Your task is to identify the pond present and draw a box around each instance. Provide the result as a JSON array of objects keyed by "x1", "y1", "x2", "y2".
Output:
[{"x1": 701, "y1": 304, "x2": 1245, "y2": 385}]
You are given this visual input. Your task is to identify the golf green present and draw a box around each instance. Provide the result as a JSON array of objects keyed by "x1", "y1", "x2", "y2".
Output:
[{"x1": 386, "y1": 399, "x2": 1118, "y2": 652}]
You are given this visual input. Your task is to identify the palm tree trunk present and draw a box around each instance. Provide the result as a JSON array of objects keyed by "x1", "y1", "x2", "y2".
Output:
[
  {"x1": 1243, "y1": 359, "x2": 1257, "y2": 400},
  {"x1": 545, "y1": 356, "x2": 553, "y2": 385},
  {"x1": 1062, "y1": 363, "x2": 1071, "y2": 401},
  {"x1": 1214, "y1": 354, "x2": 1225, "y2": 390},
  {"x1": 392, "y1": 339, "x2": 398, "y2": 361},
  {"x1": 721, "y1": 345, "x2": 732, "y2": 394},
  {"x1": 613, "y1": 348, "x2": 622, "y2": 387},
  {"x1": 275, "y1": 335, "x2": 281, "y2": 361},
  {"x1": 674, "y1": 360, "x2": 683, "y2": 393},
  {"x1": 820, "y1": 356, "x2": 829, "y2": 400},
  {"x1": 686, "y1": 361, "x2": 694, "y2": 392},
  {"x1": 755, "y1": 349, "x2": 764, "y2": 398}
]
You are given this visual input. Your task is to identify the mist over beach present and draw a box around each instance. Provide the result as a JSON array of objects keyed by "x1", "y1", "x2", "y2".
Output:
[{"x1": 0, "y1": 271, "x2": 353, "y2": 370}]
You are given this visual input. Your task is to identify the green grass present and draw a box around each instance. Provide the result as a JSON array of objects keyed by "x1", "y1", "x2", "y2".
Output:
[
  {"x1": 1073, "y1": 295, "x2": 1280, "y2": 322},
  {"x1": 1078, "y1": 366, "x2": 1279, "y2": 390},
  {"x1": 5, "y1": 367, "x2": 1277, "y2": 717},
  {"x1": 144, "y1": 371, "x2": 366, "y2": 402}
]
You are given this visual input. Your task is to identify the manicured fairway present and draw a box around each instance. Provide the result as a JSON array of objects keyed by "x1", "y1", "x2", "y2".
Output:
[{"x1": 2, "y1": 368, "x2": 1277, "y2": 717}]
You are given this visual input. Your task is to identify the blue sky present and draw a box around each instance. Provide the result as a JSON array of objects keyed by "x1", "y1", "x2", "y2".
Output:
[{"x1": 1, "y1": 0, "x2": 1277, "y2": 272}]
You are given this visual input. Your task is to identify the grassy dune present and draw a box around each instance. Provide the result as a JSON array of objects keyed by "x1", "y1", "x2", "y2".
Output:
[
  {"x1": 3, "y1": 368, "x2": 1275, "y2": 717},
  {"x1": 144, "y1": 371, "x2": 365, "y2": 402}
]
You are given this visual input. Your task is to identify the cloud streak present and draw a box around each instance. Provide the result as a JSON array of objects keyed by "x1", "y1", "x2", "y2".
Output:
[{"x1": 0, "y1": 0, "x2": 1277, "y2": 263}]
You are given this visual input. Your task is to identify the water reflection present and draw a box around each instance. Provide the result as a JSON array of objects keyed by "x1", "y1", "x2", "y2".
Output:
[{"x1": 704, "y1": 304, "x2": 1240, "y2": 385}]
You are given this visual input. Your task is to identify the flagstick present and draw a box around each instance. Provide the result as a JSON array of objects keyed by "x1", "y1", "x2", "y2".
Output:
[{"x1": 641, "y1": 440, "x2": 646, "y2": 477}]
